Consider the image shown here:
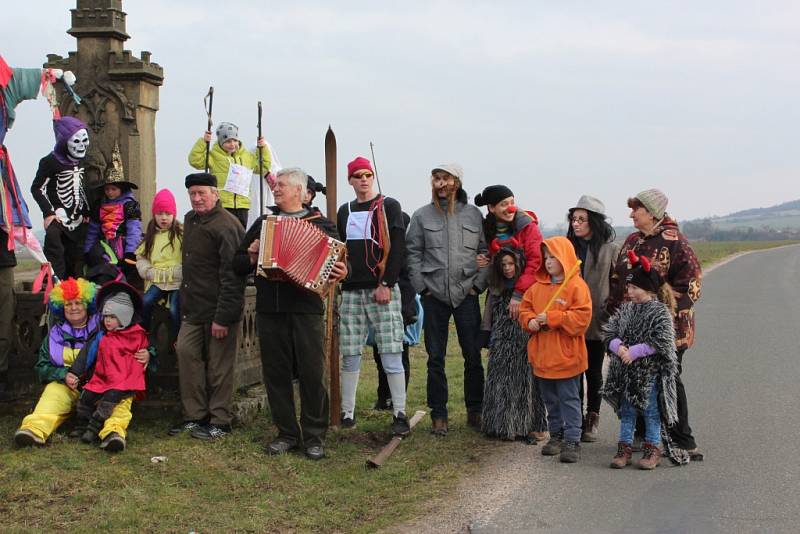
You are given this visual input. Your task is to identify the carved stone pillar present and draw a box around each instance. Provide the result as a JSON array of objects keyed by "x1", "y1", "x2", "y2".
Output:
[{"x1": 44, "y1": 0, "x2": 163, "y2": 215}]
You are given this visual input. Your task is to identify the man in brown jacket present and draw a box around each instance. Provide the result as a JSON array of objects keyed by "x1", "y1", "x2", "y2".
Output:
[{"x1": 169, "y1": 172, "x2": 245, "y2": 440}]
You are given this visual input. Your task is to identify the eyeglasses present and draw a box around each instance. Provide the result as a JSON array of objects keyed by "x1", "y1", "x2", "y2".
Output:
[
  {"x1": 351, "y1": 172, "x2": 374, "y2": 179},
  {"x1": 570, "y1": 216, "x2": 588, "y2": 224}
]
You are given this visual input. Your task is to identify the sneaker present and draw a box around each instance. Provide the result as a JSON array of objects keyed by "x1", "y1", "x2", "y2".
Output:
[
  {"x1": 560, "y1": 441, "x2": 581, "y2": 463},
  {"x1": 391, "y1": 412, "x2": 411, "y2": 436},
  {"x1": 99, "y1": 432, "x2": 126, "y2": 453},
  {"x1": 581, "y1": 411, "x2": 600, "y2": 442},
  {"x1": 541, "y1": 432, "x2": 563, "y2": 456},
  {"x1": 637, "y1": 442, "x2": 662, "y2": 470},
  {"x1": 14, "y1": 429, "x2": 45, "y2": 447},
  {"x1": 340, "y1": 413, "x2": 356, "y2": 428},
  {"x1": 191, "y1": 423, "x2": 231, "y2": 441},
  {"x1": 610, "y1": 441, "x2": 633, "y2": 469},
  {"x1": 265, "y1": 439, "x2": 298, "y2": 455},
  {"x1": 168, "y1": 420, "x2": 203, "y2": 436},
  {"x1": 305, "y1": 444, "x2": 325, "y2": 461}
]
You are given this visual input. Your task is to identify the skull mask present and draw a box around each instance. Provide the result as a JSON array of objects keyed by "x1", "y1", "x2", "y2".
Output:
[{"x1": 67, "y1": 128, "x2": 90, "y2": 160}]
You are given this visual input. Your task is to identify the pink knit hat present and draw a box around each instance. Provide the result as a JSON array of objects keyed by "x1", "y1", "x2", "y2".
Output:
[
  {"x1": 347, "y1": 156, "x2": 373, "y2": 177},
  {"x1": 152, "y1": 189, "x2": 177, "y2": 216}
]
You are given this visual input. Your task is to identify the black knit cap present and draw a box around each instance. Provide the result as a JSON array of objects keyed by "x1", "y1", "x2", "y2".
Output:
[
  {"x1": 306, "y1": 175, "x2": 327, "y2": 195},
  {"x1": 475, "y1": 184, "x2": 514, "y2": 207},
  {"x1": 185, "y1": 172, "x2": 217, "y2": 188}
]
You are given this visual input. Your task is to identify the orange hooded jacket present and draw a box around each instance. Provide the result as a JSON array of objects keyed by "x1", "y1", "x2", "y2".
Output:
[{"x1": 518, "y1": 236, "x2": 592, "y2": 379}]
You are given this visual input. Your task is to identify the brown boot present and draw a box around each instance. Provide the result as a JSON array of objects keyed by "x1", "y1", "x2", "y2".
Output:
[
  {"x1": 467, "y1": 412, "x2": 482, "y2": 429},
  {"x1": 581, "y1": 412, "x2": 600, "y2": 442},
  {"x1": 610, "y1": 441, "x2": 633, "y2": 469},
  {"x1": 431, "y1": 417, "x2": 448, "y2": 437},
  {"x1": 638, "y1": 442, "x2": 662, "y2": 470}
]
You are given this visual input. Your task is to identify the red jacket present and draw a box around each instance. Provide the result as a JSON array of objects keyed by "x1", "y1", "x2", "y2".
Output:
[
  {"x1": 488, "y1": 210, "x2": 543, "y2": 300},
  {"x1": 84, "y1": 324, "x2": 148, "y2": 393}
]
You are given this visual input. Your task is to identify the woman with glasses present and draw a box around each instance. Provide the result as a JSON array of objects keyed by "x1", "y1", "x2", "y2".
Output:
[{"x1": 565, "y1": 195, "x2": 619, "y2": 442}]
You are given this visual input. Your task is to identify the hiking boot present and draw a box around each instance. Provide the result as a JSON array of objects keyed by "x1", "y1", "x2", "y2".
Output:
[
  {"x1": 340, "y1": 413, "x2": 356, "y2": 429},
  {"x1": 305, "y1": 444, "x2": 325, "y2": 461},
  {"x1": 431, "y1": 417, "x2": 448, "y2": 437},
  {"x1": 392, "y1": 412, "x2": 411, "y2": 436},
  {"x1": 581, "y1": 411, "x2": 600, "y2": 442},
  {"x1": 560, "y1": 440, "x2": 581, "y2": 463},
  {"x1": 99, "y1": 432, "x2": 126, "y2": 453},
  {"x1": 265, "y1": 439, "x2": 297, "y2": 456},
  {"x1": 541, "y1": 432, "x2": 563, "y2": 456},
  {"x1": 191, "y1": 423, "x2": 231, "y2": 440},
  {"x1": 467, "y1": 412, "x2": 482, "y2": 429},
  {"x1": 610, "y1": 442, "x2": 633, "y2": 469},
  {"x1": 14, "y1": 429, "x2": 45, "y2": 447},
  {"x1": 168, "y1": 420, "x2": 203, "y2": 436},
  {"x1": 638, "y1": 442, "x2": 662, "y2": 470}
]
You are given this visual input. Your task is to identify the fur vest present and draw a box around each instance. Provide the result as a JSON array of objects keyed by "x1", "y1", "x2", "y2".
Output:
[{"x1": 601, "y1": 300, "x2": 679, "y2": 425}]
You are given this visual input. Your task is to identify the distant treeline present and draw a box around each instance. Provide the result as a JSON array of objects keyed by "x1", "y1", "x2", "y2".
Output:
[{"x1": 681, "y1": 219, "x2": 800, "y2": 241}]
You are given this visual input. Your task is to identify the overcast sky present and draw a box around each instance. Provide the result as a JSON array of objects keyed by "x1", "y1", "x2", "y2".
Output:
[{"x1": 4, "y1": 0, "x2": 799, "y2": 230}]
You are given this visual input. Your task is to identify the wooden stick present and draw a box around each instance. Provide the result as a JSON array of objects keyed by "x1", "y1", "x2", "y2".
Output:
[
  {"x1": 542, "y1": 259, "x2": 582, "y2": 313},
  {"x1": 324, "y1": 126, "x2": 340, "y2": 427},
  {"x1": 366, "y1": 410, "x2": 426, "y2": 469}
]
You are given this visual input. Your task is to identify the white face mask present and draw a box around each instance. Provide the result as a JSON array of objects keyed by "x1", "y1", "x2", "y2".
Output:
[{"x1": 67, "y1": 128, "x2": 90, "y2": 159}]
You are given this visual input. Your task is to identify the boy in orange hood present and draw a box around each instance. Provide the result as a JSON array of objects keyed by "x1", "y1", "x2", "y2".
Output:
[{"x1": 519, "y1": 236, "x2": 592, "y2": 462}]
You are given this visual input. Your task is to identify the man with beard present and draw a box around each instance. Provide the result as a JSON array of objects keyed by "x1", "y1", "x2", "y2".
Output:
[{"x1": 406, "y1": 164, "x2": 489, "y2": 436}]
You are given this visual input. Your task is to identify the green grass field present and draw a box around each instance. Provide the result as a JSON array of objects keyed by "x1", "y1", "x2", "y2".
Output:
[
  {"x1": 1, "y1": 239, "x2": 796, "y2": 532},
  {"x1": 691, "y1": 240, "x2": 798, "y2": 267}
]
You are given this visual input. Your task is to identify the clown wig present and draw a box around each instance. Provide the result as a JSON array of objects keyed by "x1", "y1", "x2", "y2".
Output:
[{"x1": 48, "y1": 277, "x2": 98, "y2": 321}]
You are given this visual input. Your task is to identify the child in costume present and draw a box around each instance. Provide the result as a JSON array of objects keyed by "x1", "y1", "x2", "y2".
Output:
[
  {"x1": 136, "y1": 189, "x2": 182, "y2": 338},
  {"x1": 519, "y1": 236, "x2": 592, "y2": 463},
  {"x1": 481, "y1": 247, "x2": 547, "y2": 441},
  {"x1": 188, "y1": 122, "x2": 270, "y2": 228},
  {"x1": 13, "y1": 278, "x2": 147, "y2": 447},
  {"x1": 602, "y1": 250, "x2": 679, "y2": 469},
  {"x1": 30, "y1": 116, "x2": 92, "y2": 280},
  {"x1": 66, "y1": 281, "x2": 149, "y2": 452},
  {"x1": 83, "y1": 145, "x2": 142, "y2": 283}
]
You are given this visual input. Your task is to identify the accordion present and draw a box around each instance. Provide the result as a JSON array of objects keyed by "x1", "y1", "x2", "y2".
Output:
[{"x1": 257, "y1": 215, "x2": 346, "y2": 297}]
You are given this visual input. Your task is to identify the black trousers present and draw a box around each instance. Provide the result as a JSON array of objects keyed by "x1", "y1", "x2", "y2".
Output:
[
  {"x1": 257, "y1": 312, "x2": 328, "y2": 447},
  {"x1": 226, "y1": 207, "x2": 249, "y2": 229},
  {"x1": 76, "y1": 389, "x2": 132, "y2": 424},
  {"x1": 44, "y1": 222, "x2": 85, "y2": 280},
  {"x1": 373, "y1": 342, "x2": 410, "y2": 405},
  {"x1": 636, "y1": 348, "x2": 697, "y2": 449},
  {"x1": 579, "y1": 339, "x2": 606, "y2": 414}
]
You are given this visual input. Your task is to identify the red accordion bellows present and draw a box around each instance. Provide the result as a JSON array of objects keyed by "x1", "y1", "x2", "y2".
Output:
[{"x1": 258, "y1": 216, "x2": 346, "y2": 297}]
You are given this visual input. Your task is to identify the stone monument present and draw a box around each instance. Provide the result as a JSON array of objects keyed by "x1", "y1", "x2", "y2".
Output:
[{"x1": 44, "y1": 0, "x2": 163, "y2": 215}]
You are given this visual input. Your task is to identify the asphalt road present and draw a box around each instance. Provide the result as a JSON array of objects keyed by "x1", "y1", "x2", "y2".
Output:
[{"x1": 462, "y1": 245, "x2": 800, "y2": 534}]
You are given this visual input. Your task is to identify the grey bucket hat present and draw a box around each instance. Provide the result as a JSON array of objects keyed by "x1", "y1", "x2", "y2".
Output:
[{"x1": 572, "y1": 195, "x2": 606, "y2": 216}]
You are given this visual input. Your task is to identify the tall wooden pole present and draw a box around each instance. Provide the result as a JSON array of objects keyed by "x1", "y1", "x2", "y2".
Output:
[{"x1": 324, "y1": 126, "x2": 341, "y2": 427}]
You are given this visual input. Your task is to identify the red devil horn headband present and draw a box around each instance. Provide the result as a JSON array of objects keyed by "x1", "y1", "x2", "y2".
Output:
[{"x1": 639, "y1": 256, "x2": 651, "y2": 272}]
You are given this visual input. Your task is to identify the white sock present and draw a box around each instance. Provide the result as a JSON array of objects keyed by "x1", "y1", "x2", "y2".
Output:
[
  {"x1": 340, "y1": 371, "x2": 360, "y2": 418},
  {"x1": 386, "y1": 372, "x2": 406, "y2": 416}
]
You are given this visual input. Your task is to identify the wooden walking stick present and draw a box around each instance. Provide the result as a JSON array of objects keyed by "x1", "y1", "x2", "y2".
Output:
[
  {"x1": 257, "y1": 101, "x2": 264, "y2": 216},
  {"x1": 367, "y1": 410, "x2": 427, "y2": 468},
  {"x1": 542, "y1": 260, "x2": 582, "y2": 313},
  {"x1": 324, "y1": 125, "x2": 341, "y2": 427},
  {"x1": 203, "y1": 86, "x2": 214, "y2": 173}
]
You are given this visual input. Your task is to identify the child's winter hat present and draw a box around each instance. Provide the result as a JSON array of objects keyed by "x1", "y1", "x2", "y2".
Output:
[
  {"x1": 634, "y1": 189, "x2": 668, "y2": 219},
  {"x1": 475, "y1": 185, "x2": 514, "y2": 207},
  {"x1": 152, "y1": 189, "x2": 177, "y2": 216},
  {"x1": 103, "y1": 291, "x2": 135, "y2": 329},
  {"x1": 347, "y1": 156, "x2": 373, "y2": 177},
  {"x1": 216, "y1": 122, "x2": 240, "y2": 145},
  {"x1": 626, "y1": 250, "x2": 663, "y2": 293}
]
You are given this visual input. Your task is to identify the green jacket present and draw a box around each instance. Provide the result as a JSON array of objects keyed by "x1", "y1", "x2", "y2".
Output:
[{"x1": 187, "y1": 137, "x2": 271, "y2": 210}]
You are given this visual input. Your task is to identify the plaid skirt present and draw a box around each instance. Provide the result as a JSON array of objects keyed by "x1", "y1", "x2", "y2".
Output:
[{"x1": 339, "y1": 286, "x2": 404, "y2": 355}]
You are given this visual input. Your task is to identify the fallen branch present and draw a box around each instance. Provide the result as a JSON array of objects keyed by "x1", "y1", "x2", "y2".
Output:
[{"x1": 366, "y1": 410, "x2": 426, "y2": 469}]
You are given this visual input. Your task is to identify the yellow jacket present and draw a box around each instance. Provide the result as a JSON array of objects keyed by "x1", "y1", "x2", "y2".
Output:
[
  {"x1": 135, "y1": 228, "x2": 183, "y2": 291},
  {"x1": 188, "y1": 137, "x2": 271, "y2": 210}
]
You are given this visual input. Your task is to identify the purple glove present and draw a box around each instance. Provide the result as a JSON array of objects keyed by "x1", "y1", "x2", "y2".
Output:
[
  {"x1": 609, "y1": 338, "x2": 623, "y2": 354},
  {"x1": 628, "y1": 343, "x2": 656, "y2": 361}
]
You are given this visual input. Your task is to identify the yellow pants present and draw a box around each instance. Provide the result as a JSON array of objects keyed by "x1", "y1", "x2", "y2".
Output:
[{"x1": 18, "y1": 382, "x2": 133, "y2": 441}]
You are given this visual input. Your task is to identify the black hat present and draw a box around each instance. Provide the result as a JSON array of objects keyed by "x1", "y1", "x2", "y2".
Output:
[
  {"x1": 306, "y1": 175, "x2": 327, "y2": 195},
  {"x1": 475, "y1": 185, "x2": 514, "y2": 207},
  {"x1": 185, "y1": 172, "x2": 217, "y2": 188},
  {"x1": 625, "y1": 250, "x2": 662, "y2": 293}
]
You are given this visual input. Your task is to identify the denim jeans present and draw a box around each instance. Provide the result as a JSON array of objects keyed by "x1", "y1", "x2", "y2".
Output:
[
  {"x1": 423, "y1": 293, "x2": 484, "y2": 419},
  {"x1": 537, "y1": 375, "x2": 583, "y2": 443},
  {"x1": 142, "y1": 285, "x2": 180, "y2": 339},
  {"x1": 620, "y1": 382, "x2": 661, "y2": 445}
]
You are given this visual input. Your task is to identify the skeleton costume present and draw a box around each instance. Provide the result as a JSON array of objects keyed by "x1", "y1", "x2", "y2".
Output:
[{"x1": 31, "y1": 116, "x2": 91, "y2": 279}]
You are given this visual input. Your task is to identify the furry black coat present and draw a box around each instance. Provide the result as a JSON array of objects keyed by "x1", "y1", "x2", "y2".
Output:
[{"x1": 601, "y1": 300, "x2": 679, "y2": 426}]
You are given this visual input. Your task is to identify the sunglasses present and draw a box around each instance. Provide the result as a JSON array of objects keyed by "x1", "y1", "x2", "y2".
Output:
[{"x1": 351, "y1": 172, "x2": 374, "y2": 179}]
